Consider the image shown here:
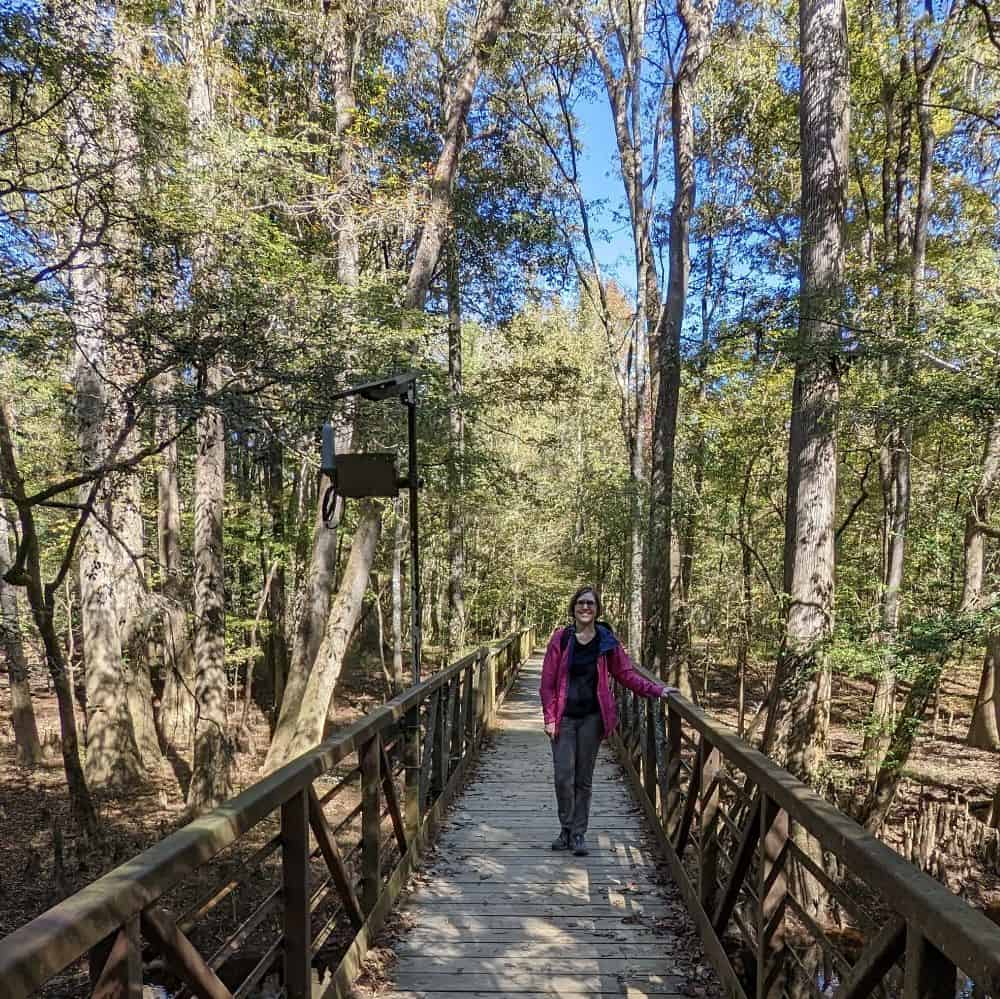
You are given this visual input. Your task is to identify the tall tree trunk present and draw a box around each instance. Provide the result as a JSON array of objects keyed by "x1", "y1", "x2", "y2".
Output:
[
  {"x1": 763, "y1": 0, "x2": 848, "y2": 782},
  {"x1": 0, "y1": 398, "x2": 96, "y2": 829},
  {"x1": 446, "y1": 236, "x2": 466, "y2": 656},
  {"x1": 156, "y1": 375, "x2": 196, "y2": 766},
  {"x1": 73, "y1": 285, "x2": 144, "y2": 790},
  {"x1": 864, "y1": 414, "x2": 996, "y2": 827},
  {"x1": 864, "y1": 424, "x2": 911, "y2": 777},
  {"x1": 403, "y1": 0, "x2": 514, "y2": 311},
  {"x1": 187, "y1": 363, "x2": 233, "y2": 811},
  {"x1": 325, "y1": 1, "x2": 360, "y2": 283},
  {"x1": 644, "y1": 0, "x2": 718, "y2": 682},
  {"x1": 263, "y1": 430, "x2": 350, "y2": 772},
  {"x1": 864, "y1": 28, "x2": 946, "y2": 778},
  {"x1": 969, "y1": 630, "x2": 1000, "y2": 750},
  {"x1": 0, "y1": 500, "x2": 43, "y2": 765},
  {"x1": 966, "y1": 417, "x2": 1000, "y2": 747},
  {"x1": 265, "y1": 437, "x2": 289, "y2": 709},
  {"x1": 281, "y1": 501, "x2": 383, "y2": 764}
]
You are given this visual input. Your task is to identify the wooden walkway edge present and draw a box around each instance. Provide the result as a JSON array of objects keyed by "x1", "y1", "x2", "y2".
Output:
[{"x1": 369, "y1": 652, "x2": 723, "y2": 998}]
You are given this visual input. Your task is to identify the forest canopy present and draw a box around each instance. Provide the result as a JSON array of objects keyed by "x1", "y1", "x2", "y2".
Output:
[{"x1": 1, "y1": 0, "x2": 999, "y2": 880}]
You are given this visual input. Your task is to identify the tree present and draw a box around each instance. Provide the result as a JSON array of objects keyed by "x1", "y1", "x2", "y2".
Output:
[
  {"x1": 0, "y1": 497, "x2": 43, "y2": 766},
  {"x1": 644, "y1": 0, "x2": 719, "y2": 689},
  {"x1": 762, "y1": 0, "x2": 849, "y2": 781}
]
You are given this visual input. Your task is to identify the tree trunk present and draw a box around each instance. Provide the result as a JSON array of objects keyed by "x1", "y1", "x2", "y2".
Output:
[
  {"x1": 403, "y1": 0, "x2": 514, "y2": 311},
  {"x1": 763, "y1": 0, "x2": 848, "y2": 782},
  {"x1": 72, "y1": 284, "x2": 144, "y2": 790},
  {"x1": 156, "y1": 375, "x2": 196, "y2": 767},
  {"x1": 864, "y1": 416, "x2": 995, "y2": 824},
  {"x1": 968, "y1": 631, "x2": 1000, "y2": 750},
  {"x1": 281, "y1": 501, "x2": 383, "y2": 764},
  {"x1": 446, "y1": 236, "x2": 466, "y2": 657},
  {"x1": 0, "y1": 500, "x2": 43, "y2": 765},
  {"x1": 966, "y1": 416, "x2": 1000, "y2": 747},
  {"x1": 0, "y1": 397, "x2": 97, "y2": 829},
  {"x1": 264, "y1": 434, "x2": 350, "y2": 772},
  {"x1": 864, "y1": 424, "x2": 911, "y2": 778},
  {"x1": 644, "y1": 0, "x2": 718, "y2": 680},
  {"x1": 187, "y1": 364, "x2": 233, "y2": 812},
  {"x1": 325, "y1": 1, "x2": 360, "y2": 283},
  {"x1": 265, "y1": 437, "x2": 289, "y2": 708}
]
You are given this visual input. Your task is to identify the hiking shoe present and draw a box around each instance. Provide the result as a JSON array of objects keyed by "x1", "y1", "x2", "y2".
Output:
[
  {"x1": 551, "y1": 829, "x2": 571, "y2": 851},
  {"x1": 571, "y1": 834, "x2": 589, "y2": 856}
]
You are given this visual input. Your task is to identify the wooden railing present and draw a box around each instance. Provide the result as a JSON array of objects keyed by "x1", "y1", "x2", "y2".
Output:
[
  {"x1": 0, "y1": 627, "x2": 534, "y2": 999},
  {"x1": 611, "y1": 677, "x2": 1000, "y2": 999}
]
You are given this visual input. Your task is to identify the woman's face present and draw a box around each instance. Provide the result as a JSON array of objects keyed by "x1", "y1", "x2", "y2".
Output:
[{"x1": 573, "y1": 590, "x2": 598, "y2": 628}]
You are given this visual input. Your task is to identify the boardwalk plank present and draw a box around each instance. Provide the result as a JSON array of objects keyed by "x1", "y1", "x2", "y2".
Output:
[{"x1": 373, "y1": 653, "x2": 721, "y2": 999}]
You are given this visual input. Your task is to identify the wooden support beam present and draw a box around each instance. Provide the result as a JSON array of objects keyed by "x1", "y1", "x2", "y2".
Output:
[
  {"x1": 307, "y1": 787, "x2": 364, "y2": 931},
  {"x1": 281, "y1": 788, "x2": 311, "y2": 999},
  {"x1": 673, "y1": 736, "x2": 705, "y2": 858},
  {"x1": 699, "y1": 744, "x2": 722, "y2": 917},
  {"x1": 90, "y1": 918, "x2": 141, "y2": 999},
  {"x1": 832, "y1": 917, "x2": 905, "y2": 999},
  {"x1": 380, "y1": 741, "x2": 408, "y2": 855},
  {"x1": 463, "y1": 662, "x2": 476, "y2": 751},
  {"x1": 360, "y1": 735, "x2": 381, "y2": 916},
  {"x1": 757, "y1": 799, "x2": 788, "y2": 999},
  {"x1": 418, "y1": 689, "x2": 438, "y2": 813},
  {"x1": 903, "y1": 927, "x2": 956, "y2": 999},
  {"x1": 450, "y1": 668, "x2": 464, "y2": 775},
  {"x1": 712, "y1": 792, "x2": 764, "y2": 934},
  {"x1": 432, "y1": 683, "x2": 447, "y2": 800},
  {"x1": 403, "y1": 705, "x2": 421, "y2": 845},
  {"x1": 643, "y1": 698, "x2": 658, "y2": 806},
  {"x1": 484, "y1": 650, "x2": 497, "y2": 726},
  {"x1": 141, "y1": 907, "x2": 233, "y2": 999},
  {"x1": 664, "y1": 706, "x2": 683, "y2": 837}
]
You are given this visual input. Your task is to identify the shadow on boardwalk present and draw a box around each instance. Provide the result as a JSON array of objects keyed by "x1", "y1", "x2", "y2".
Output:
[{"x1": 368, "y1": 654, "x2": 725, "y2": 998}]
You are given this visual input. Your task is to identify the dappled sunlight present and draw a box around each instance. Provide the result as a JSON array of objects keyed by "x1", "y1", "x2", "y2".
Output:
[{"x1": 378, "y1": 654, "x2": 721, "y2": 997}]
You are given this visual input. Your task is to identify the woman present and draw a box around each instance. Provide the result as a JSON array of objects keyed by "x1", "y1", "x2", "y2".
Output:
[{"x1": 539, "y1": 585, "x2": 675, "y2": 856}]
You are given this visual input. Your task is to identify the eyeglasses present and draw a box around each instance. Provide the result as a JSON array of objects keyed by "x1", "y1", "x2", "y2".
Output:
[{"x1": 575, "y1": 599, "x2": 596, "y2": 607}]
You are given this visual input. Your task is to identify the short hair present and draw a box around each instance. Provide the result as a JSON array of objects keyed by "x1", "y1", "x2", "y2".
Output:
[{"x1": 567, "y1": 585, "x2": 602, "y2": 619}]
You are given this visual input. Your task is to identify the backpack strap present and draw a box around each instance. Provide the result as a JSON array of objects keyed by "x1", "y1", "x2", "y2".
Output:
[{"x1": 560, "y1": 625, "x2": 573, "y2": 653}]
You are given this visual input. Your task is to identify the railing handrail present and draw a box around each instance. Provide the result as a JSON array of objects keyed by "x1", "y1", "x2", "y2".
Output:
[
  {"x1": 626, "y1": 663, "x2": 1000, "y2": 992},
  {"x1": 0, "y1": 633, "x2": 525, "y2": 996}
]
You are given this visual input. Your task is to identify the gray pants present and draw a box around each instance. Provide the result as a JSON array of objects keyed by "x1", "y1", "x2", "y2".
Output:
[{"x1": 551, "y1": 712, "x2": 603, "y2": 836}]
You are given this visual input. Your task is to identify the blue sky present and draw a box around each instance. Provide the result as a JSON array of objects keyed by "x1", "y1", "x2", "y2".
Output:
[{"x1": 572, "y1": 99, "x2": 647, "y2": 299}]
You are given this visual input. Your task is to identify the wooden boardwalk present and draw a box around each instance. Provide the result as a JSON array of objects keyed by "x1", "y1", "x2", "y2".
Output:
[{"x1": 377, "y1": 652, "x2": 720, "y2": 998}]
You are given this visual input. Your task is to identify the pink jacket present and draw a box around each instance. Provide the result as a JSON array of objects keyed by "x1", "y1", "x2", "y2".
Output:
[{"x1": 539, "y1": 623, "x2": 666, "y2": 739}]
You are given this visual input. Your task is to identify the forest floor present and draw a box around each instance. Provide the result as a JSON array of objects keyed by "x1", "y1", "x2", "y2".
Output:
[
  {"x1": 696, "y1": 646, "x2": 1000, "y2": 917},
  {"x1": 2, "y1": 644, "x2": 999, "y2": 981}
]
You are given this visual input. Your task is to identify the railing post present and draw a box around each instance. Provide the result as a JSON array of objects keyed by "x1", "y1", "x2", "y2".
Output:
[
  {"x1": 432, "y1": 682, "x2": 448, "y2": 798},
  {"x1": 464, "y1": 663, "x2": 476, "y2": 749},
  {"x1": 404, "y1": 704, "x2": 421, "y2": 845},
  {"x1": 903, "y1": 927, "x2": 956, "y2": 999},
  {"x1": 90, "y1": 917, "x2": 142, "y2": 999},
  {"x1": 450, "y1": 669, "x2": 464, "y2": 773},
  {"x1": 484, "y1": 648, "x2": 496, "y2": 727},
  {"x1": 643, "y1": 697, "x2": 658, "y2": 806},
  {"x1": 360, "y1": 735, "x2": 381, "y2": 915},
  {"x1": 665, "y1": 704, "x2": 683, "y2": 837},
  {"x1": 699, "y1": 743, "x2": 722, "y2": 917},
  {"x1": 757, "y1": 796, "x2": 787, "y2": 999},
  {"x1": 281, "y1": 787, "x2": 311, "y2": 999}
]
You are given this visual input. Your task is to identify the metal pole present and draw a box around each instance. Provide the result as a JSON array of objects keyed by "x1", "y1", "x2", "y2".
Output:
[{"x1": 406, "y1": 383, "x2": 422, "y2": 684}]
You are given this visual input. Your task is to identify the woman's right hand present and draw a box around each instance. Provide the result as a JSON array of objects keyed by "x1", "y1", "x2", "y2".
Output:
[{"x1": 544, "y1": 722, "x2": 556, "y2": 739}]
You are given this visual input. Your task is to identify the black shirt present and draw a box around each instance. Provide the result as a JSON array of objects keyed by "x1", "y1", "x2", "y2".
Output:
[{"x1": 564, "y1": 634, "x2": 600, "y2": 718}]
